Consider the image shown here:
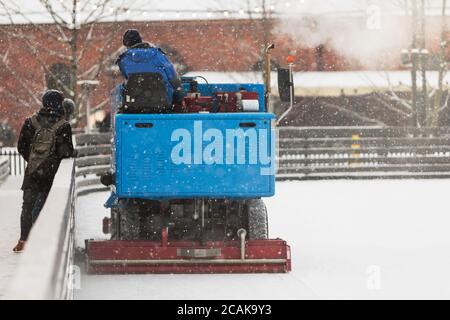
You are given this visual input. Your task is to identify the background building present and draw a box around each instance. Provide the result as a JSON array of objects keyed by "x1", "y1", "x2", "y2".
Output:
[{"x1": 0, "y1": 0, "x2": 449, "y2": 143}]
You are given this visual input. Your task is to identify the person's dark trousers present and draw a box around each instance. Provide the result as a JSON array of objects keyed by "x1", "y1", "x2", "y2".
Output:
[{"x1": 20, "y1": 188, "x2": 49, "y2": 241}]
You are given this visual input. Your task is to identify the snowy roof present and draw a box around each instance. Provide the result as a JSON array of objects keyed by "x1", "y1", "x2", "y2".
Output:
[
  {"x1": 1, "y1": 0, "x2": 450, "y2": 25},
  {"x1": 184, "y1": 70, "x2": 450, "y2": 96}
]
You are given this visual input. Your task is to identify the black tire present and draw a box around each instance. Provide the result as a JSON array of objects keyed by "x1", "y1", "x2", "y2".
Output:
[
  {"x1": 119, "y1": 200, "x2": 141, "y2": 240},
  {"x1": 110, "y1": 206, "x2": 120, "y2": 240},
  {"x1": 115, "y1": 199, "x2": 162, "y2": 240},
  {"x1": 246, "y1": 199, "x2": 269, "y2": 240}
]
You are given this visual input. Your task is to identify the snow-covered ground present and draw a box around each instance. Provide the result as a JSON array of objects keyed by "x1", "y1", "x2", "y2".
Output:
[
  {"x1": 185, "y1": 70, "x2": 450, "y2": 90},
  {"x1": 75, "y1": 191, "x2": 110, "y2": 249},
  {"x1": 74, "y1": 180, "x2": 450, "y2": 300},
  {"x1": 0, "y1": 177, "x2": 23, "y2": 299}
]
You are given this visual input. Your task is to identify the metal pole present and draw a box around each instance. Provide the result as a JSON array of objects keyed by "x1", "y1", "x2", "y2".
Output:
[
  {"x1": 289, "y1": 62, "x2": 294, "y2": 112},
  {"x1": 277, "y1": 63, "x2": 295, "y2": 125},
  {"x1": 411, "y1": 0, "x2": 419, "y2": 127},
  {"x1": 78, "y1": 80, "x2": 99, "y2": 133},
  {"x1": 8, "y1": 151, "x2": 12, "y2": 175},
  {"x1": 264, "y1": 43, "x2": 275, "y2": 113},
  {"x1": 86, "y1": 87, "x2": 91, "y2": 133},
  {"x1": 13, "y1": 151, "x2": 16, "y2": 175},
  {"x1": 420, "y1": 0, "x2": 428, "y2": 126},
  {"x1": 237, "y1": 229, "x2": 247, "y2": 260},
  {"x1": 432, "y1": 0, "x2": 447, "y2": 127},
  {"x1": 201, "y1": 199, "x2": 205, "y2": 228}
]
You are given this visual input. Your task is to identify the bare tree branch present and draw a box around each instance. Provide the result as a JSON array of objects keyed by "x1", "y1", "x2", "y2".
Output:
[
  {"x1": 0, "y1": 53, "x2": 41, "y2": 105},
  {"x1": 77, "y1": 22, "x2": 96, "y2": 62},
  {"x1": 373, "y1": 94, "x2": 413, "y2": 118},
  {"x1": 0, "y1": 0, "x2": 146, "y2": 127},
  {"x1": 1, "y1": 30, "x2": 71, "y2": 61},
  {"x1": 0, "y1": 86, "x2": 38, "y2": 109},
  {"x1": 80, "y1": 42, "x2": 122, "y2": 79},
  {"x1": 439, "y1": 91, "x2": 450, "y2": 111},
  {"x1": 39, "y1": 0, "x2": 70, "y2": 27},
  {"x1": 81, "y1": 0, "x2": 120, "y2": 25},
  {"x1": 0, "y1": 0, "x2": 63, "y2": 42},
  {"x1": 18, "y1": 34, "x2": 75, "y2": 96},
  {"x1": 323, "y1": 101, "x2": 387, "y2": 126},
  {"x1": 382, "y1": 71, "x2": 414, "y2": 111}
]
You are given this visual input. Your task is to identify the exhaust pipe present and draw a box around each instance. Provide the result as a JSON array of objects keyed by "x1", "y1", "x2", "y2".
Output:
[
  {"x1": 237, "y1": 229, "x2": 247, "y2": 260},
  {"x1": 264, "y1": 43, "x2": 275, "y2": 113}
]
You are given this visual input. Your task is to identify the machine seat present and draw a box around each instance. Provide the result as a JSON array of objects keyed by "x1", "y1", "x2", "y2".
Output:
[{"x1": 120, "y1": 72, "x2": 170, "y2": 114}]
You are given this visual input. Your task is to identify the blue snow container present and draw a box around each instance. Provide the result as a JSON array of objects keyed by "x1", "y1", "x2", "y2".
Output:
[{"x1": 115, "y1": 113, "x2": 276, "y2": 199}]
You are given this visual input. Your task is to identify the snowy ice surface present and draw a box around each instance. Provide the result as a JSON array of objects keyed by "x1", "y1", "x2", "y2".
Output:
[
  {"x1": 0, "y1": 177, "x2": 23, "y2": 299},
  {"x1": 74, "y1": 179, "x2": 450, "y2": 300},
  {"x1": 75, "y1": 192, "x2": 110, "y2": 249}
]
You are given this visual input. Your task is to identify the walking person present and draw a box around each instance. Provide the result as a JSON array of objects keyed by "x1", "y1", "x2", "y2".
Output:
[{"x1": 13, "y1": 90, "x2": 75, "y2": 252}]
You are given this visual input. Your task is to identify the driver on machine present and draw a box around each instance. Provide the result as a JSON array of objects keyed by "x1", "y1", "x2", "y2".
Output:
[
  {"x1": 116, "y1": 29, "x2": 184, "y2": 111},
  {"x1": 102, "y1": 29, "x2": 185, "y2": 187}
]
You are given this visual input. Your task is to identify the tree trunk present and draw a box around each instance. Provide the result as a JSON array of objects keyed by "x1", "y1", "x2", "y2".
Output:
[
  {"x1": 431, "y1": 0, "x2": 447, "y2": 127},
  {"x1": 70, "y1": 0, "x2": 79, "y2": 121},
  {"x1": 420, "y1": 0, "x2": 428, "y2": 127},
  {"x1": 411, "y1": 0, "x2": 419, "y2": 127}
]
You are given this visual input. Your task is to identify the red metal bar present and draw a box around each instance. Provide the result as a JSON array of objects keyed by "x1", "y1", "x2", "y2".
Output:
[
  {"x1": 86, "y1": 239, "x2": 291, "y2": 274},
  {"x1": 161, "y1": 227, "x2": 168, "y2": 247}
]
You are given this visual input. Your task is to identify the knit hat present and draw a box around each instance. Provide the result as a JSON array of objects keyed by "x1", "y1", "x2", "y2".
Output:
[
  {"x1": 62, "y1": 98, "x2": 75, "y2": 117},
  {"x1": 42, "y1": 90, "x2": 64, "y2": 116},
  {"x1": 123, "y1": 29, "x2": 142, "y2": 48}
]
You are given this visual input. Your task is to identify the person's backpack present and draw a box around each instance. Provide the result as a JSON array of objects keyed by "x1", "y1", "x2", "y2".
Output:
[{"x1": 27, "y1": 115, "x2": 66, "y2": 175}]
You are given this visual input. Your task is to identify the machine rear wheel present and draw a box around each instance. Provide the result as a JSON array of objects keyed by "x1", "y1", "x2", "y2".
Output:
[
  {"x1": 110, "y1": 206, "x2": 120, "y2": 240},
  {"x1": 113, "y1": 199, "x2": 162, "y2": 240},
  {"x1": 119, "y1": 200, "x2": 141, "y2": 240},
  {"x1": 245, "y1": 199, "x2": 269, "y2": 240}
]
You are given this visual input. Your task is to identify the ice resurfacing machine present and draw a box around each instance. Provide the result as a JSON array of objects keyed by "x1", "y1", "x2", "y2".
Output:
[{"x1": 85, "y1": 45, "x2": 291, "y2": 274}]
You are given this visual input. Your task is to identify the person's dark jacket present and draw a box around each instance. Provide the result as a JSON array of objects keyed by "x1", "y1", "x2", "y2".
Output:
[{"x1": 17, "y1": 109, "x2": 74, "y2": 192}]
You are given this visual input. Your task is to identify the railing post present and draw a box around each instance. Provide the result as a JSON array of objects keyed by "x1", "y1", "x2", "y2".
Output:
[
  {"x1": 8, "y1": 151, "x2": 12, "y2": 175},
  {"x1": 18, "y1": 154, "x2": 22, "y2": 175}
]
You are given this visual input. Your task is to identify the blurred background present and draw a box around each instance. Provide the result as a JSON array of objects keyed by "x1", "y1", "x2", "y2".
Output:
[{"x1": 1, "y1": 0, "x2": 450, "y2": 146}]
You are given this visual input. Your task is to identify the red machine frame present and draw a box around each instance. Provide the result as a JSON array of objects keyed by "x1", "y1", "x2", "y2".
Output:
[{"x1": 86, "y1": 235, "x2": 291, "y2": 274}]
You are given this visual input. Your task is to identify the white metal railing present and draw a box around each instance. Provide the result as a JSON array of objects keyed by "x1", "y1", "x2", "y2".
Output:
[
  {"x1": 0, "y1": 148, "x2": 26, "y2": 176},
  {"x1": 75, "y1": 133, "x2": 111, "y2": 196},
  {"x1": 0, "y1": 157, "x2": 9, "y2": 183},
  {"x1": 4, "y1": 160, "x2": 76, "y2": 300},
  {"x1": 277, "y1": 126, "x2": 450, "y2": 180}
]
